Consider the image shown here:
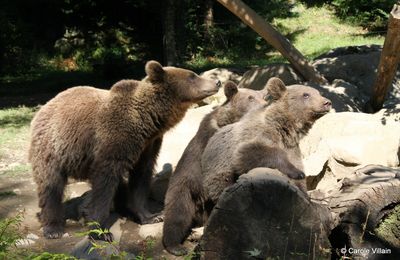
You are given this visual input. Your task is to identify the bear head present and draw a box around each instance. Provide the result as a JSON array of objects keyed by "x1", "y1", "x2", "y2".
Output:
[
  {"x1": 223, "y1": 80, "x2": 270, "y2": 116},
  {"x1": 145, "y1": 61, "x2": 221, "y2": 102},
  {"x1": 286, "y1": 85, "x2": 331, "y2": 122}
]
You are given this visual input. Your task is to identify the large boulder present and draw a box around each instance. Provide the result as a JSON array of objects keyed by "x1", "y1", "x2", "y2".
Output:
[
  {"x1": 200, "y1": 68, "x2": 244, "y2": 105},
  {"x1": 150, "y1": 105, "x2": 213, "y2": 202},
  {"x1": 238, "y1": 63, "x2": 303, "y2": 90},
  {"x1": 300, "y1": 110, "x2": 400, "y2": 194},
  {"x1": 313, "y1": 45, "x2": 400, "y2": 104},
  {"x1": 308, "y1": 79, "x2": 367, "y2": 112},
  {"x1": 200, "y1": 68, "x2": 244, "y2": 84},
  {"x1": 155, "y1": 105, "x2": 213, "y2": 173}
]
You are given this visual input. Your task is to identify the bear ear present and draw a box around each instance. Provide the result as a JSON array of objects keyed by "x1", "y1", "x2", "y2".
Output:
[
  {"x1": 265, "y1": 77, "x2": 286, "y2": 100},
  {"x1": 145, "y1": 60, "x2": 165, "y2": 82},
  {"x1": 224, "y1": 81, "x2": 238, "y2": 100}
]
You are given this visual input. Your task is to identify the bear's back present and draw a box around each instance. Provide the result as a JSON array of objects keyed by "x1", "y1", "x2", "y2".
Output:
[{"x1": 30, "y1": 86, "x2": 109, "y2": 177}]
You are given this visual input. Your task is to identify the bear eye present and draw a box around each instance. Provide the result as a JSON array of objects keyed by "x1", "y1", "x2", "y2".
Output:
[
  {"x1": 248, "y1": 95, "x2": 255, "y2": 101},
  {"x1": 303, "y1": 93, "x2": 310, "y2": 99}
]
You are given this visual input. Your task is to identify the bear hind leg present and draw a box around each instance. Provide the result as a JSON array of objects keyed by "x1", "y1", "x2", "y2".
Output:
[{"x1": 162, "y1": 188, "x2": 196, "y2": 256}]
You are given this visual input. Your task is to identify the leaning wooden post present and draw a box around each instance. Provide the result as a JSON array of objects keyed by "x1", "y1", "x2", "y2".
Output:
[
  {"x1": 216, "y1": 0, "x2": 327, "y2": 84},
  {"x1": 365, "y1": 4, "x2": 400, "y2": 113}
]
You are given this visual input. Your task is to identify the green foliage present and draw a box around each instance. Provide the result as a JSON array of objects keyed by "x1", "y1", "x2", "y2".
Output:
[
  {"x1": 183, "y1": 0, "x2": 295, "y2": 62},
  {"x1": 0, "y1": 191, "x2": 17, "y2": 198},
  {"x1": 0, "y1": 0, "x2": 392, "y2": 80},
  {"x1": 374, "y1": 204, "x2": 400, "y2": 248},
  {"x1": 0, "y1": 214, "x2": 23, "y2": 253},
  {"x1": 273, "y1": 4, "x2": 384, "y2": 59},
  {"x1": 331, "y1": 0, "x2": 398, "y2": 30},
  {"x1": 0, "y1": 106, "x2": 37, "y2": 128},
  {"x1": 30, "y1": 252, "x2": 77, "y2": 260},
  {"x1": 183, "y1": 251, "x2": 199, "y2": 260}
]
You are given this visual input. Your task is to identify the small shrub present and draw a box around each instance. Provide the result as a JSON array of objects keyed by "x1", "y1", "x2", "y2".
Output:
[
  {"x1": 331, "y1": 0, "x2": 398, "y2": 30},
  {"x1": 0, "y1": 214, "x2": 23, "y2": 253}
]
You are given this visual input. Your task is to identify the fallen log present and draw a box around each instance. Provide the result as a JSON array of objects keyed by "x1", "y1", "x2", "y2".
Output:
[
  {"x1": 199, "y1": 166, "x2": 400, "y2": 259},
  {"x1": 326, "y1": 165, "x2": 400, "y2": 259},
  {"x1": 198, "y1": 168, "x2": 332, "y2": 259}
]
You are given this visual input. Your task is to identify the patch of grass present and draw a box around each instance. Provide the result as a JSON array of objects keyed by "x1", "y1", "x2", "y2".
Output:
[
  {"x1": 0, "y1": 106, "x2": 37, "y2": 128},
  {"x1": 0, "y1": 191, "x2": 17, "y2": 198},
  {"x1": 0, "y1": 107, "x2": 35, "y2": 175},
  {"x1": 0, "y1": 163, "x2": 31, "y2": 176},
  {"x1": 0, "y1": 69, "x2": 136, "y2": 98},
  {"x1": 186, "y1": 3, "x2": 385, "y2": 71},
  {"x1": 272, "y1": 4, "x2": 384, "y2": 60}
]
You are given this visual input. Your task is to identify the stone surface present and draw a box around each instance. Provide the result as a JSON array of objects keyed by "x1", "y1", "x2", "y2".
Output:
[
  {"x1": 238, "y1": 63, "x2": 303, "y2": 90},
  {"x1": 313, "y1": 45, "x2": 400, "y2": 104},
  {"x1": 26, "y1": 233, "x2": 39, "y2": 240},
  {"x1": 307, "y1": 79, "x2": 367, "y2": 112},
  {"x1": 138, "y1": 222, "x2": 164, "y2": 239},
  {"x1": 71, "y1": 237, "x2": 124, "y2": 260},
  {"x1": 300, "y1": 111, "x2": 400, "y2": 194},
  {"x1": 200, "y1": 68, "x2": 243, "y2": 84},
  {"x1": 155, "y1": 105, "x2": 213, "y2": 174},
  {"x1": 200, "y1": 68, "x2": 244, "y2": 106},
  {"x1": 110, "y1": 218, "x2": 126, "y2": 243}
]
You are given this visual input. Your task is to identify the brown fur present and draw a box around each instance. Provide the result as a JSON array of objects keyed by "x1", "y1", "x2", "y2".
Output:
[
  {"x1": 29, "y1": 60, "x2": 220, "y2": 239},
  {"x1": 162, "y1": 80, "x2": 279, "y2": 256},
  {"x1": 202, "y1": 80, "x2": 332, "y2": 204}
]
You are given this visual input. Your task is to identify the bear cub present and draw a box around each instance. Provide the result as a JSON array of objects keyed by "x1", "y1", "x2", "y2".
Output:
[
  {"x1": 29, "y1": 61, "x2": 221, "y2": 239},
  {"x1": 202, "y1": 79, "x2": 331, "y2": 204},
  {"x1": 162, "y1": 79, "x2": 277, "y2": 256}
]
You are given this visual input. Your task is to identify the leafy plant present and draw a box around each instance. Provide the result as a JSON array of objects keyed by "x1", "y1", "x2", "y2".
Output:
[
  {"x1": 331, "y1": 0, "x2": 398, "y2": 30},
  {"x1": 0, "y1": 214, "x2": 23, "y2": 253}
]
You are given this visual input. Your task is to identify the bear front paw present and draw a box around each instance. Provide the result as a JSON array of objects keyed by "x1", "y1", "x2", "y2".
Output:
[
  {"x1": 287, "y1": 170, "x2": 305, "y2": 180},
  {"x1": 43, "y1": 225, "x2": 64, "y2": 239},
  {"x1": 165, "y1": 244, "x2": 189, "y2": 256}
]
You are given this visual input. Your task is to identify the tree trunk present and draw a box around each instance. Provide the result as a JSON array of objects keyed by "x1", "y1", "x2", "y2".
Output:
[
  {"x1": 204, "y1": 0, "x2": 214, "y2": 40},
  {"x1": 216, "y1": 0, "x2": 327, "y2": 84},
  {"x1": 163, "y1": 0, "x2": 178, "y2": 66},
  {"x1": 199, "y1": 169, "x2": 332, "y2": 259},
  {"x1": 325, "y1": 165, "x2": 400, "y2": 258},
  {"x1": 365, "y1": 4, "x2": 400, "y2": 113}
]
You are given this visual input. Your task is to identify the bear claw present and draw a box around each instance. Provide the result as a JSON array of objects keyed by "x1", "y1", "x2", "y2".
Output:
[{"x1": 43, "y1": 225, "x2": 64, "y2": 239}]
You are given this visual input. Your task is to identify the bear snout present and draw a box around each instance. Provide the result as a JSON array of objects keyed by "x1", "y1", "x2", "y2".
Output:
[
  {"x1": 215, "y1": 80, "x2": 222, "y2": 88},
  {"x1": 323, "y1": 98, "x2": 332, "y2": 110}
]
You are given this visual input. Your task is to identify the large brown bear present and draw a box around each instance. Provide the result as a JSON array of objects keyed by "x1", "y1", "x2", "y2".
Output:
[
  {"x1": 29, "y1": 60, "x2": 221, "y2": 239},
  {"x1": 162, "y1": 79, "x2": 282, "y2": 256},
  {"x1": 202, "y1": 80, "x2": 331, "y2": 204}
]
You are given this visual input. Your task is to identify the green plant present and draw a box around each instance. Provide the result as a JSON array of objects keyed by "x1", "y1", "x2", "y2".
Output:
[
  {"x1": 183, "y1": 251, "x2": 199, "y2": 260},
  {"x1": 0, "y1": 214, "x2": 23, "y2": 253},
  {"x1": 75, "y1": 221, "x2": 132, "y2": 259},
  {"x1": 331, "y1": 0, "x2": 398, "y2": 30},
  {"x1": 30, "y1": 252, "x2": 77, "y2": 260}
]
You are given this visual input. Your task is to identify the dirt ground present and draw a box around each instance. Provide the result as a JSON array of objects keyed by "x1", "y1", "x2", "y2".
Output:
[{"x1": 0, "y1": 164, "x2": 196, "y2": 259}]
